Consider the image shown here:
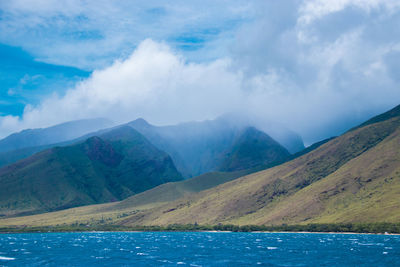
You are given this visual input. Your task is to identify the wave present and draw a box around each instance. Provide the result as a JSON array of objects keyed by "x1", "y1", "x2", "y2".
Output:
[{"x1": 0, "y1": 256, "x2": 16, "y2": 261}]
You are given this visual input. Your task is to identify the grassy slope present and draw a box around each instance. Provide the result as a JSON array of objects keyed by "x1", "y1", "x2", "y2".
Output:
[
  {"x1": 0, "y1": 127, "x2": 182, "y2": 217},
  {"x1": 234, "y1": 126, "x2": 400, "y2": 225},
  {"x1": 0, "y1": 171, "x2": 246, "y2": 226},
  {"x1": 219, "y1": 127, "x2": 290, "y2": 172},
  {"x1": 350, "y1": 103, "x2": 400, "y2": 131},
  {"x1": 114, "y1": 117, "x2": 400, "y2": 226},
  {"x1": 129, "y1": 118, "x2": 299, "y2": 178},
  {"x1": 1, "y1": 113, "x2": 399, "y2": 227}
]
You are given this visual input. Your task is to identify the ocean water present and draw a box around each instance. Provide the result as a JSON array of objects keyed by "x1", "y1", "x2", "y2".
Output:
[{"x1": 0, "y1": 232, "x2": 399, "y2": 266}]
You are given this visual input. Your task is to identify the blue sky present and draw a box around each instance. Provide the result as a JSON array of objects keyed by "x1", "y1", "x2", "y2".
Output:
[
  {"x1": 1, "y1": 0, "x2": 400, "y2": 144},
  {"x1": 0, "y1": 44, "x2": 89, "y2": 116}
]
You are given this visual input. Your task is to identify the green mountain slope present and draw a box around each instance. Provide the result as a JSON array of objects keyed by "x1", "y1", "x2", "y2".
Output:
[
  {"x1": 0, "y1": 118, "x2": 113, "y2": 153},
  {"x1": 0, "y1": 126, "x2": 182, "y2": 217},
  {"x1": 351, "y1": 103, "x2": 400, "y2": 130},
  {"x1": 0, "y1": 140, "x2": 79, "y2": 168},
  {"x1": 2, "y1": 105, "x2": 399, "y2": 227},
  {"x1": 112, "y1": 115, "x2": 400, "y2": 226},
  {"x1": 129, "y1": 118, "x2": 295, "y2": 177},
  {"x1": 0, "y1": 170, "x2": 248, "y2": 226},
  {"x1": 0, "y1": 118, "x2": 115, "y2": 167},
  {"x1": 219, "y1": 127, "x2": 290, "y2": 171}
]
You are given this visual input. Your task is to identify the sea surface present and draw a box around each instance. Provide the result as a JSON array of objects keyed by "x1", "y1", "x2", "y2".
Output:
[{"x1": 0, "y1": 232, "x2": 399, "y2": 266}]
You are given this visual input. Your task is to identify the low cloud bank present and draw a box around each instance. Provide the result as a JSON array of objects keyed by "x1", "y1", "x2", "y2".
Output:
[{"x1": 1, "y1": 1, "x2": 400, "y2": 144}]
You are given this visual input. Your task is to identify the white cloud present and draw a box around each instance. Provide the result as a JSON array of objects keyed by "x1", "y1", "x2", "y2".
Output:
[
  {"x1": 1, "y1": 1, "x2": 400, "y2": 145},
  {"x1": 0, "y1": 0, "x2": 252, "y2": 69},
  {"x1": 298, "y1": 0, "x2": 400, "y2": 25},
  {"x1": 0, "y1": 39, "x2": 244, "y2": 137}
]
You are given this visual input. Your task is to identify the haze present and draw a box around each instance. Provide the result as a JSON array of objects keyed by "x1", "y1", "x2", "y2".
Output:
[{"x1": 1, "y1": 0, "x2": 400, "y2": 145}]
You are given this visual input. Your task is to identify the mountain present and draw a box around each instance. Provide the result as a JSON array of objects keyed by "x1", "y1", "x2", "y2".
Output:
[
  {"x1": 0, "y1": 141, "x2": 76, "y2": 168},
  {"x1": 4, "y1": 104, "x2": 399, "y2": 227},
  {"x1": 219, "y1": 127, "x2": 290, "y2": 172},
  {"x1": 0, "y1": 170, "x2": 250, "y2": 226},
  {"x1": 0, "y1": 116, "x2": 302, "y2": 174},
  {"x1": 350, "y1": 103, "x2": 400, "y2": 131},
  {"x1": 0, "y1": 118, "x2": 114, "y2": 153},
  {"x1": 0, "y1": 126, "x2": 182, "y2": 217},
  {"x1": 128, "y1": 117, "x2": 295, "y2": 177},
  {"x1": 115, "y1": 107, "x2": 399, "y2": 226},
  {"x1": 214, "y1": 113, "x2": 305, "y2": 154},
  {"x1": 3, "y1": 105, "x2": 399, "y2": 228}
]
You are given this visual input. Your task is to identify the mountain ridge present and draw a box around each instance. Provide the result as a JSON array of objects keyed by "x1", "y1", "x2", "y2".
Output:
[
  {"x1": 129, "y1": 117, "x2": 297, "y2": 177},
  {"x1": 0, "y1": 126, "x2": 182, "y2": 217},
  {"x1": 1, "y1": 105, "x2": 399, "y2": 227},
  {"x1": 0, "y1": 118, "x2": 114, "y2": 153}
]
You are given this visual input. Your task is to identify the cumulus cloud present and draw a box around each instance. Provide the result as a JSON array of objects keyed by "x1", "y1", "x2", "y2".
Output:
[
  {"x1": 0, "y1": 0, "x2": 251, "y2": 69},
  {"x1": 1, "y1": 1, "x2": 400, "y2": 145},
  {"x1": 0, "y1": 40, "x2": 244, "y2": 136}
]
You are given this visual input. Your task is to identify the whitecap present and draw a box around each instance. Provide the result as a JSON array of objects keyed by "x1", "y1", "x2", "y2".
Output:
[
  {"x1": 177, "y1": 262, "x2": 186, "y2": 265},
  {"x1": 357, "y1": 243, "x2": 374, "y2": 246},
  {"x1": 267, "y1": 247, "x2": 278, "y2": 250},
  {"x1": 0, "y1": 256, "x2": 15, "y2": 261}
]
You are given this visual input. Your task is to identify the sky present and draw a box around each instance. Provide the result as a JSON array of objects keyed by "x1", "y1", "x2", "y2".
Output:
[{"x1": 0, "y1": 0, "x2": 400, "y2": 145}]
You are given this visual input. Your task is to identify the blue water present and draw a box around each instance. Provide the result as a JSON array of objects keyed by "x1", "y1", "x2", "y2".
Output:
[{"x1": 0, "y1": 232, "x2": 399, "y2": 266}]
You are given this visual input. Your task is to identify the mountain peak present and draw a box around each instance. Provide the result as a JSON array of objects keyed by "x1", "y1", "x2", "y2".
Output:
[
  {"x1": 0, "y1": 118, "x2": 114, "y2": 153},
  {"x1": 219, "y1": 126, "x2": 291, "y2": 172},
  {"x1": 129, "y1": 118, "x2": 151, "y2": 128}
]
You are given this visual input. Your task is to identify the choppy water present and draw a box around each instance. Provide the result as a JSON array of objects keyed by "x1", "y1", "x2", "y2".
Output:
[{"x1": 0, "y1": 232, "x2": 399, "y2": 266}]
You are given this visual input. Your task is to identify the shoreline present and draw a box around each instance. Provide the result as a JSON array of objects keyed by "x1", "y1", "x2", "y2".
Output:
[
  {"x1": 1, "y1": 222, "x2": 399, "y2": 235},
  {"x1": 1, "y1": 230, "x2": 399, "y2": 235}
]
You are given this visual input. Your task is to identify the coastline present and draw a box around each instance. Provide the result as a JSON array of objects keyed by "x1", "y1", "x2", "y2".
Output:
[
  {"x1": 0, "y1": 227, "x2": 400, "y2": 236},
  {"x1": 1, "y1": 230, "x2": 399, "y2": 235}
]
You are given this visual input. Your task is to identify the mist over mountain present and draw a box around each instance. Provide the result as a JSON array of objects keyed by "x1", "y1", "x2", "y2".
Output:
[
  {"x1": 128, "y1": 115, "x2": 300, "y2": 178},
  {"x1": 215, "y1": 113, "x2": 305, "y2": 153},
  {"x1": 0, "y1": 118, "x2": 114, "y2": 153},
  {"x1": 3, "y1": 104, "x2": 400, "y2": 228},
  {"x1": 0, "y1": 114, "x2": 303, "y2": 175},
  {"x1": 219, "y1": 127, "x2": 291, "y2": 172}
]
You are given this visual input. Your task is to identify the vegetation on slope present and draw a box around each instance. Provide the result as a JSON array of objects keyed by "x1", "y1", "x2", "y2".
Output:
[
  {"x1": 351, "y1": 103, "x2": 400, "y2": 131},
  {"x1": 0, "y1": 126, "x2": 182, "y2": 217},
  {"x1": 2, "y1": 222, "x2": 400, "y2": 234},
  {"x1": 1, "y1": 105, "x2": 400, "y2": 228},
  {"x1": 0, "y1": 170, "x2": 248, "y2": 226},
  {"x1": 219, "y1": 127, "x2": 290, "y2": 171},
  {"x1": 129, "y1": 117, "x2": 300, "y2": 178},
  {"x1": 111, "y1": 116, "x2": 400, "y2": 226},
  {"x1": 0, "y1": 118, "x2": 113, "y2": 153}
]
